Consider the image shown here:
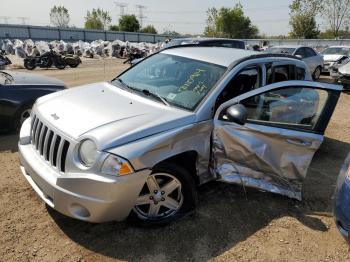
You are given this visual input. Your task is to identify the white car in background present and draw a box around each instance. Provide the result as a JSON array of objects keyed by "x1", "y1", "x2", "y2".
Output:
[
  {"x1": 320, "y1": 46, "x2": 350, "y2": 73},
  {"x1": 267, "y1": 46, "x2": 324, "y2": 80}
]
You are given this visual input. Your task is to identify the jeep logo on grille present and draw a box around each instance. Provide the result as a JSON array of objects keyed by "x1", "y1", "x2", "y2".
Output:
[{"x1": 51, "y1": 113, "x2": 59, "y2": 120}]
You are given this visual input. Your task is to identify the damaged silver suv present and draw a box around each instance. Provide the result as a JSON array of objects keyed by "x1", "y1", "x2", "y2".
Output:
[{"x1": 19, "y1": 47, "x2": 342, "y2": 224}]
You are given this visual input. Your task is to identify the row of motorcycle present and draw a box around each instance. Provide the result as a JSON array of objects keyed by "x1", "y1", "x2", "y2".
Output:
[
  {"x1": 23, "y1": 48, "x2": 81, "y2": 70},
  {"x1": 0, "y1": 47, "x2": 81, "y2": 70}
]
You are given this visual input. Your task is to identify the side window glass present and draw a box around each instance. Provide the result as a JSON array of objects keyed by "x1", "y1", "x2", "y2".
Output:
[
  {"x1": 240, "y1": 87, "x2": 329, "y2": 130},
  {"x1": 308, "y1": 48, "x2": 317, "y2": 57},
  {"x1": 295, "y1": 48, "x2": 305, "y2": 58},
  {"x1": 216, "y1": 66, "x2": 261, "y2": 109},
  {"x1": 297, "y1": 67, "x2": 306, "y2": 80},
  {"x1": 266, "y1": 65, "x2": 294, "y2": 84}
]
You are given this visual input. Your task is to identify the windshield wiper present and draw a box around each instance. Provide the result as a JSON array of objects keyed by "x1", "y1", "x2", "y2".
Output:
[
  {"x1": 113, "y1": 79, "x2": 169, "y2": 106},
  {"x1": 113, "y1": 78, "x2": 136, "y2": 91},
  {"x1": 142, "y1": 89, "x2": 170, "y2": 106}
]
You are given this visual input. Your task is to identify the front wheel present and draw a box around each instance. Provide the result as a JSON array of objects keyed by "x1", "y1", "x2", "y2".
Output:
[
  {"x1": 313, "y1": 66, "x2": 322, "y2": 80},
  {"x1": 24, "y1": 59, "x2": 36, "y2": 70},
  {"x1": 54, "y1": 57, "x2": 66, "y2": 70},
  {"x1": 69, "y1": 63, "x2": 79, "y2": 68},
  {"x1": 131, "y1": 163, "x2": 197, "y2": 225}
]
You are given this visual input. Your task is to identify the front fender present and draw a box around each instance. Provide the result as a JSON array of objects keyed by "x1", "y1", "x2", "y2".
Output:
[{"x1": 106, "y1": 121, "x2": 213, "y2": 181}]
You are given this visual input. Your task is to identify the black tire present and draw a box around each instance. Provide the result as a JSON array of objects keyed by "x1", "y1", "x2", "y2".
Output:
[
  {"x1": 69, "y1": 63, "x2": 79, "y2": 68},
  {"x1": 54, "y1": 63, "x2": 66, "y2": 70},
  {"x1": 129, "y1": 162, "x2": 198, "y2": 225},
  {"x1": 24, "y1": 60, "x2": 36, "y2": 70},
  {"x1": 313, "y1": 66, "x2": 322, "y2": 80}
]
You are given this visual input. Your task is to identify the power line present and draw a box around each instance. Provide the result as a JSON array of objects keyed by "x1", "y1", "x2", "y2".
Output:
[
  {"x1": 135, "y1": 5, "x2": 147, "y2": 27},
  {"x1": 145, "y1": 5, "x2": 290, "y2": 15},
  {"x1": 114, "y1": 2, "x2": 128, "y2": 18}
]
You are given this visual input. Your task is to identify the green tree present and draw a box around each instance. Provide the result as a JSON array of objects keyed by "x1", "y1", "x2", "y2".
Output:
[
  {"x1": 204, "y1": 4, "x2": 259, "y2": 39},
  {"x1": 140, "y1": 25, "x2": 158, "y2": 34},
  {"x1": 119, "y1": 15, "x2": 140, "y2": 32},
  {"x1": 322, "y1": 0, "x2": 350, "y2": 38},
  {"x1": 84, "y1": 8, "x2": 112, "y2": 30},
  {"x1": 289, "y1": 0, "x2": 322, "y2": 38},
  {"x1": 50, "y1": 5, "x2": 70, "y2": 27},
  {"x1": 109, "y1": 25, "x2": 120, "y2": 31}
]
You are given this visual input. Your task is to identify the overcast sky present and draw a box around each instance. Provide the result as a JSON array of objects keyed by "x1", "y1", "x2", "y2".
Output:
[{"x1": 1, "y1": 0, "x2": 299, "y2": 35}]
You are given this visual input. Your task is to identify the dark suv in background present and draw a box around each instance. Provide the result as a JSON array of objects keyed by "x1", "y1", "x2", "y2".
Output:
[{"x1": 164, "y1": 38, "x2": 246, "y2": 50}]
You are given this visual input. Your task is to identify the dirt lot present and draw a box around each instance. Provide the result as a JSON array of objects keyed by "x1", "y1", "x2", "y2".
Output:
[{"x1": 1, "y1": 58, "x2": 350, "y2": 262}]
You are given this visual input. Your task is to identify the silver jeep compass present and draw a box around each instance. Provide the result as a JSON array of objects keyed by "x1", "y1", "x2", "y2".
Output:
[{"x1": 19, "y1": 47, "x2": 342, "y2": 223}]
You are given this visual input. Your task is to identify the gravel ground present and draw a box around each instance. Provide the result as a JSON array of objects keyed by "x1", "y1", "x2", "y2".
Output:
[{"x1": 1, "y1": 57, "x2": 350, "y2": 262}]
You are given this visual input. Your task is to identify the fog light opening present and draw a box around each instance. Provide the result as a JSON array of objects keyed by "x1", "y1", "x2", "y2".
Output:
[{"x1": 70, "y1": 203, "x2": 91, "y2": 219}]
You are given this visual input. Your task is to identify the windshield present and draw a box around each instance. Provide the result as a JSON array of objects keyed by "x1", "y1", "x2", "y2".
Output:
[
  {"x1": 0, "y1": 72, "x2": 13, "y2": 85},
  {"x1": 112, "y1": 53, "x2": 226, "y2": 111},
  {"x1": 267, "y1": 47, "x2": 296, "y2": 55},
  {"x1": 321, "y1": 47, "x2": 350, "y2": 56}
]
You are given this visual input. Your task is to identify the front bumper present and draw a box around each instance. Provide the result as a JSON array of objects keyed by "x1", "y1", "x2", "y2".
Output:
[
  {"x1": 323, "y1": 62, "x2": 335, "y2": 72},
  {"x1": 18, "y1": 118, "x2": 150, "y2": 223}
]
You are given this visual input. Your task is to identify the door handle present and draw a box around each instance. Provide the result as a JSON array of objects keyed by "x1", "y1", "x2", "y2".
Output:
[{"x1": 286, "y1": 139, "x2": 312, "y2": 147}]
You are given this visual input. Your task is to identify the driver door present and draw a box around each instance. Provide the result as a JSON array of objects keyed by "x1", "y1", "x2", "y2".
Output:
[{"x1": 212, "y1": 80, "x2": 342, "y2": 200}]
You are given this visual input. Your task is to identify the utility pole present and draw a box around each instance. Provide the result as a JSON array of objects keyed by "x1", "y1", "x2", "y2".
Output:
[
  {"x1": 0, "y1": 16, "x2": 10, "y2": 24},
  {"x1": 17, "y1": 17, "x2": 29, "y2": 25},
  {"x1": 135, "y1": 5, "x2": 147, "y2": 28},
  {"x1": 115, "y1": 2, "x2": 128, "y2": 19}
]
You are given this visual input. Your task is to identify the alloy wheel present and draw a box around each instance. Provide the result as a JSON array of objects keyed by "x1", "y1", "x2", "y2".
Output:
[{"x1": 134, "y1": 173, "x2": 184, "y2": 220}]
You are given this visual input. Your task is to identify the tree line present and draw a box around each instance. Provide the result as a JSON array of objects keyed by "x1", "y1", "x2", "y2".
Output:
[
  {"x1": 49, "y1": 1, "x2": 350, "y2": 39},
  {"x1": 204, "y1": 1, "x2": 350, "y2": 39},
  {"x1": 50, "y1": 6, "x2": 159, "y2": 34}
]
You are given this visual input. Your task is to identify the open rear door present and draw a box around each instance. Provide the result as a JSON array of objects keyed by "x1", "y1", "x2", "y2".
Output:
[{"x1": 212, "y1": 80, "x2": 342, "y2": 200}]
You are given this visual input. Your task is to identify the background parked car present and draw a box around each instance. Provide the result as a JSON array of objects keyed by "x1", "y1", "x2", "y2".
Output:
[
  {"x1": 0, "y1": 70, "x2": 66, "y2": 131},
  {"x1": 163, "y1": 38, "x2": 246, "y2": 50},
  {"x1": 330, "y1": 58, "x2": 350, "y2": 90},
  {"x1": 334, "y1": 152, "x2": 350, "y2": 242},
  {"x1": 266, "y1": 46, "x2": 324, "y2": 80},
  {"x1": 320, "y1": 46, "x2": 350, "y2": 73}
]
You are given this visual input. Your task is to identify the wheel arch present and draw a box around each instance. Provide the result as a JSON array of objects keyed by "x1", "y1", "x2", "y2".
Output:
[{"x1": 152, "y1": 150, "x2": 200, "y2": 185}]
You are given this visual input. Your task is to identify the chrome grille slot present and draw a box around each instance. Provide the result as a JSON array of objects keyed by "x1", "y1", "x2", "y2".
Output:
[{"x1": 30, "y1": 115, "x2": 70, "y2": 173}]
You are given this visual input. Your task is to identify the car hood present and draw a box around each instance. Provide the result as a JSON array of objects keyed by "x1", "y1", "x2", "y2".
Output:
[
  {"x1": 35, "y1": 82, "x2": 196, "y2": 149},
  {"x1": 338, "y1": 62, "x2": 350, "y2": 75},
  {"x1": 323, "y1": 54, "x2": 346, "y2": 62},
  {"x1": 4, "y1": 70, "x2": 65, "y2": 87}
]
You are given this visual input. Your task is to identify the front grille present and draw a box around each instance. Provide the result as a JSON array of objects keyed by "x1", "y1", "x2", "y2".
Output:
[{"x1": 30, "y1": 115, "x2": 70, "y2": 173}]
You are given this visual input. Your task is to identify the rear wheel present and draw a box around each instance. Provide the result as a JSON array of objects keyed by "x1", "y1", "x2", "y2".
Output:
[
  {"x1": 313, "y1": 66, "x2": 322, "y2": 80},
  {"x1": 54, "y1": 57, "x2": 66, "y2": 70},
  {"x1": 131, "y1": 163, "x2": 197, "y2": 225},
  {"x1": 55, "y1": 62, "x2": 66, "y2": 70},
  {"x1": 69, "y1": 63, "x2": 79, "y2": 68}
]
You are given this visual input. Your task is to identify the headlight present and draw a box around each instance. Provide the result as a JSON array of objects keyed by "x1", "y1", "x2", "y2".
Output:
[
  {"x1": 78, "y1": 139, "x2": 98, "y2": 167},
  {"x1": 101, "y1": 155, "x2": 134, "y2": 176}
]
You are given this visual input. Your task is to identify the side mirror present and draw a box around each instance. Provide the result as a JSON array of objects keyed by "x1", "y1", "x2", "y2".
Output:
[
  {"x1": 295, "y1": 54, "x2": 302, "y2": 59},
  {"x1": 226, "y1": 104, "x2": 247, "y2": 125}
]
